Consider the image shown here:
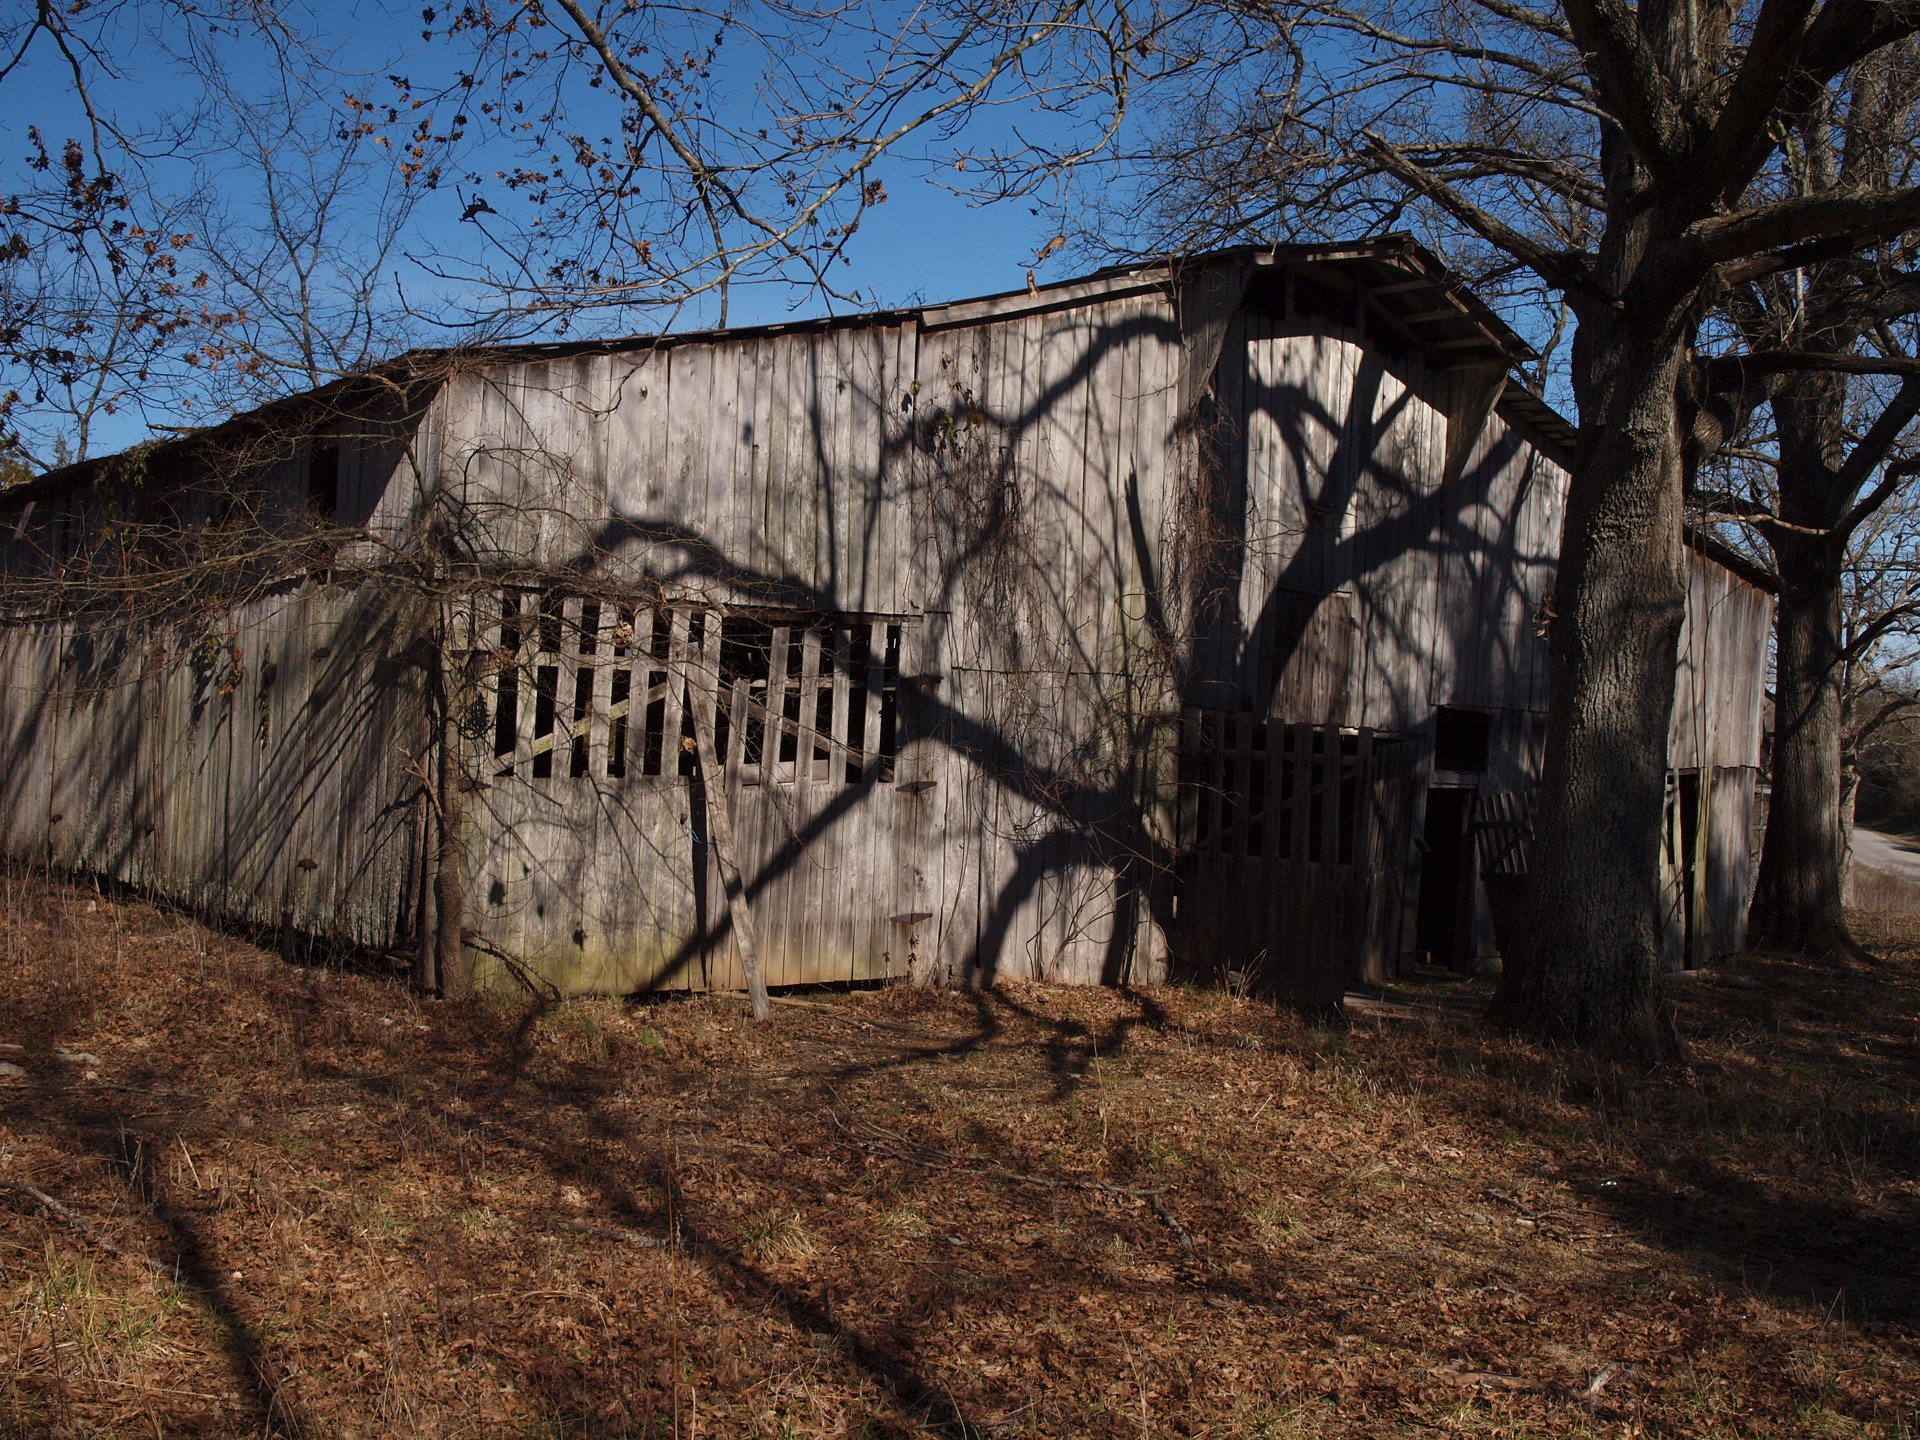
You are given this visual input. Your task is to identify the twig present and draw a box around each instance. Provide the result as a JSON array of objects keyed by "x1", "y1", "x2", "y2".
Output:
[
  {"x1": 1, "y1": 1182, "x2": 172, "y2": 1276},
  {"x1": 1429, "y1": 1366, "x2": 1543, "y2": 1391},
  {"x1": 1484, "y1": 1189, "x2": 1542, "y2": 1225},
  {"x1": 57, "y1": 1081, "x2": 212, "y2": 1101},
  {"x1": 558, "y1": 1218, "x2": 676, "y2": 1249},
  {"x1": 458, "y1": 930, "x2": 561, "y2": 1002},
  {"x1": 1145, "y1": 1192, "x2": 1197, "y2": 1261},
  {"x1": 84, "y1": 1376, "x2": 227, "y2": 1402},
  {"x1": 1483, "y1": 1188, "x2": 1620, "y2": 1240},
  {"x1": 1583, "y1": 1363, "x2": 1619, "y2": 1405},
  {"x1": 767, "y1": 995, "x2": 963, "y2": 1041}
]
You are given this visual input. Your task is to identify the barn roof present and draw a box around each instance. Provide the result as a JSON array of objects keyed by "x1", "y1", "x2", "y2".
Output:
[
  {"x1": 920, "y1": 235, "x2": 1534, "y2": 364},
  {"x1": 3, "y1": 235, "x2": 1555, "y2": 506}
]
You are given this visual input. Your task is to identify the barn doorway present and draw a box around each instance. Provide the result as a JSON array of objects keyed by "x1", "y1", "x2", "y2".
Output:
[
  {"x1": 1415, "y1": 786, "x2": 1476, "y2": 971},
  {"x1": 1661, "y1": 768, "x2": 1707, "y2": 970}
]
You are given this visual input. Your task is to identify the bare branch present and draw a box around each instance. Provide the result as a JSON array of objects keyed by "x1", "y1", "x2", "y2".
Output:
[
  {"x1": 1691, "y1": 185, "x2": 1920, "y2": 277},
  {"x1": 1702, "y1": 350, "x2": 1920, "y2": 387},
  {"x1": 1557, "y1": 0, "x2": 1695, "y2": 184},
  {"x1": 1687, "y1": 0, "x2": 1821, "y2": 207},
  {"x1": 1363, "y1": 133, "x2": 1603, "y2": 299}
]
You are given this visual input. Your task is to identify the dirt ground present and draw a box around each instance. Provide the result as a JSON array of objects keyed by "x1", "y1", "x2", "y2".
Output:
[{"x1": 2, "y1": 869, "x2": 1917, "y2": 1439}]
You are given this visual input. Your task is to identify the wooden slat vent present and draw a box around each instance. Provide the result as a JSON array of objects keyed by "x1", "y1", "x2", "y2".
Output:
[
  {"x1": 1172, "y1": 706, "x2": 1421, "y2": 1003},
  {"x1": 1178, "y1": 710, "x2": 1401, "y2": 869},
  {"x1": 487, "y1": 588, "x2": 911, "y2": 788}
]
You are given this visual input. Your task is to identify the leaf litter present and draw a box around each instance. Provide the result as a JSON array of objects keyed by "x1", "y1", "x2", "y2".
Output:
[{"x1": 1, "y1": 868, "x2": 1917, "y2": 1437}]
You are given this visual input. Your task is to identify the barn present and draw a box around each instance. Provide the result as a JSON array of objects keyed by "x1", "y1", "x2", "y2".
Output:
[{"x1": 0, "y1": 237, "x2": 1773, "y2": 1004}]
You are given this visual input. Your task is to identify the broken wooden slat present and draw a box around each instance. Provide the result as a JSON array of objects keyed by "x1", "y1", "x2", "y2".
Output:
[{"x1": 685, "y1": 615, "x2": 772, "y2": 1022}]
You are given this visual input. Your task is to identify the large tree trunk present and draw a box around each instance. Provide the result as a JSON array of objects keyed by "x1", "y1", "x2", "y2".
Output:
[
  {"x1": 1747, "y1": 566, "x2": 1855, "y2": 955},
  {"x1": 1488, "y1": 115, "x2": 1696, "y2": 1056},
  {"x1": 1747, "y1": 373, "x2": 1863, "y2": 960},
  {"x1": 1489, "y1": 332, "x2": 1691, "y2": 1055}
]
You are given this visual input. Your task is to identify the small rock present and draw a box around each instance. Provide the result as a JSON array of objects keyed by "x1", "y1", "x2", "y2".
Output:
[
  {"x1": 54, "y1": 1048, "x2": 101, "y2": 1065},
  {"x1": 0, "y1": 1062, "x2": 25, "y2": 1079},
  {"x1": 0, "y1": 1042, "x2": 24, "y2": 1054}
]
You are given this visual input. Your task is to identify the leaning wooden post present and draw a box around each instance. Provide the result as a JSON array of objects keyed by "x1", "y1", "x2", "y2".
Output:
[
  {"x1": 434, "y1": 590, "x2": 477, "y2": 998},
  {"x1": 685, "y1": 618, "x2": 773, "y2": 1022},
  {"x1": 1690, "y1": 769, "x2": 1713, "y2": 970}
]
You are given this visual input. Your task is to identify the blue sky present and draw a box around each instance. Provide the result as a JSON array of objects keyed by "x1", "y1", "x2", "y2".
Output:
[
  {"x1": 1, "y1": 1, "x2": 1081, "y2": 458},
  {"x1": 2, "y1": 1, "x2": 1578, "y2": 459},
  {"x1": 739, "y1": 162, "x2": 1063, "y2": 320}
]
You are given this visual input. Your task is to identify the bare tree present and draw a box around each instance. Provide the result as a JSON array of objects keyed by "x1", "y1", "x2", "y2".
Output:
[
  {"x1": 1697, "y1": 390, "x2": 1920, "y2": 946},
  {"x1": 1670, "y1": 45, "x2": 1920, "y2": 962},
  {"x1": 1851, "y1": 665, "x2": 1920, "y2": 845},
  {"x1": 0, "y1": 0, "x2": 326, "y2": 469},
  {"x1": 6, "y1": 0, "x2": 1142, "y2": 459},
  {"x1": 0, "y1": 130, "x2": 205, "y2": 470},
  {"x1": 163, "y1": 52, "x2": 449, "y2": 413},
  {"x1": 404, "y1": 0, "x2": 1141, "y2": 328},
  {"x1": 1840, "y1": 493, "x2": 1920, "y2": 841},
  {"x1": 1036, "y1": 0, "x2": 1920, "y2": 1052},
  {"x1": 1694, "y1": 356, "x2": 1920, "y2": 962}
]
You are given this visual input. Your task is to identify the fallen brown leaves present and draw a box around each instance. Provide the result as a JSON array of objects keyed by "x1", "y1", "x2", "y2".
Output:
[{"x1": 1, "y1": 869, "x2": 1917, "y2": 1438}]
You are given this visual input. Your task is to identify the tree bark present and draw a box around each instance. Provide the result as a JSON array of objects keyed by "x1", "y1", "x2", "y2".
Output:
[
  {"x1": 1746, "y1": 371, "x2": 1863, "y2": 961},
  {"x1": 1488, "y1": 124, "x2": 1694, "y2": 1057},
  {"x1": 1747, "y1": 572, "x2": 1856, "y2": 955},
  {"x1": 1489, "y1": 333, "x2": 1691, "y2": 1055}
]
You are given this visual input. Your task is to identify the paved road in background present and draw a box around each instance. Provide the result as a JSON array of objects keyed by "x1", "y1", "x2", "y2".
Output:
[{"x1": 1852, "y1": 827, "x2": 1920, "y2": 884}]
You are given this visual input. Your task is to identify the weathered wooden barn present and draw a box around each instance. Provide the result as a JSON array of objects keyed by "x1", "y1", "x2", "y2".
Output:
[{"x1": 0, "y1": 238, "x2": 1772, "y2": 1003}]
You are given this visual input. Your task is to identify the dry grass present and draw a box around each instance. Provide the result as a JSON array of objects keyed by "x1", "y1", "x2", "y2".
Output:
[
  {"x1": 1, "y1": 865, "x2": 1917, "y2": 1438},
  {"x1": 1849, "y1": 862, "x2": 1920, "y2": 916}
]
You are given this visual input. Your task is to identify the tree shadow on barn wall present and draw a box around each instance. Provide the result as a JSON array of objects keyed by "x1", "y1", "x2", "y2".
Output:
[
  {"x1": 0, "y1": 292, "x2": 1562, "y2": 1011},
  {"x1": 451, "y1": 309, "x2": 1560, "y2": 1002}
]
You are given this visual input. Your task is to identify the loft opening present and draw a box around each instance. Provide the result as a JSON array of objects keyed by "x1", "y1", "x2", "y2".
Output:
[{"x1": 1433, "y1": 707, "x2": 1492, "y2": 773}]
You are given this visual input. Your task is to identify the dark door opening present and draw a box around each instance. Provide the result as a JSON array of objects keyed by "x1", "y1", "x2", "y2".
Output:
[{"x1": 1415, "y1": 787, "x2": 1476, "y2": 971}]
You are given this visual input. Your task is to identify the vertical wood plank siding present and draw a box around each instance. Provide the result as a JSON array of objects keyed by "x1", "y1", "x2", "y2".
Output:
[
  {"x1": 0, "y1": 256, "x2": 1774, "y2": 1000},
  {"x1": 0, "y1": 584, "x2": 428, "y2": 955},
  {"x1": 1661, "y1": 550, "x2": 1774, "y2": 959}
]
